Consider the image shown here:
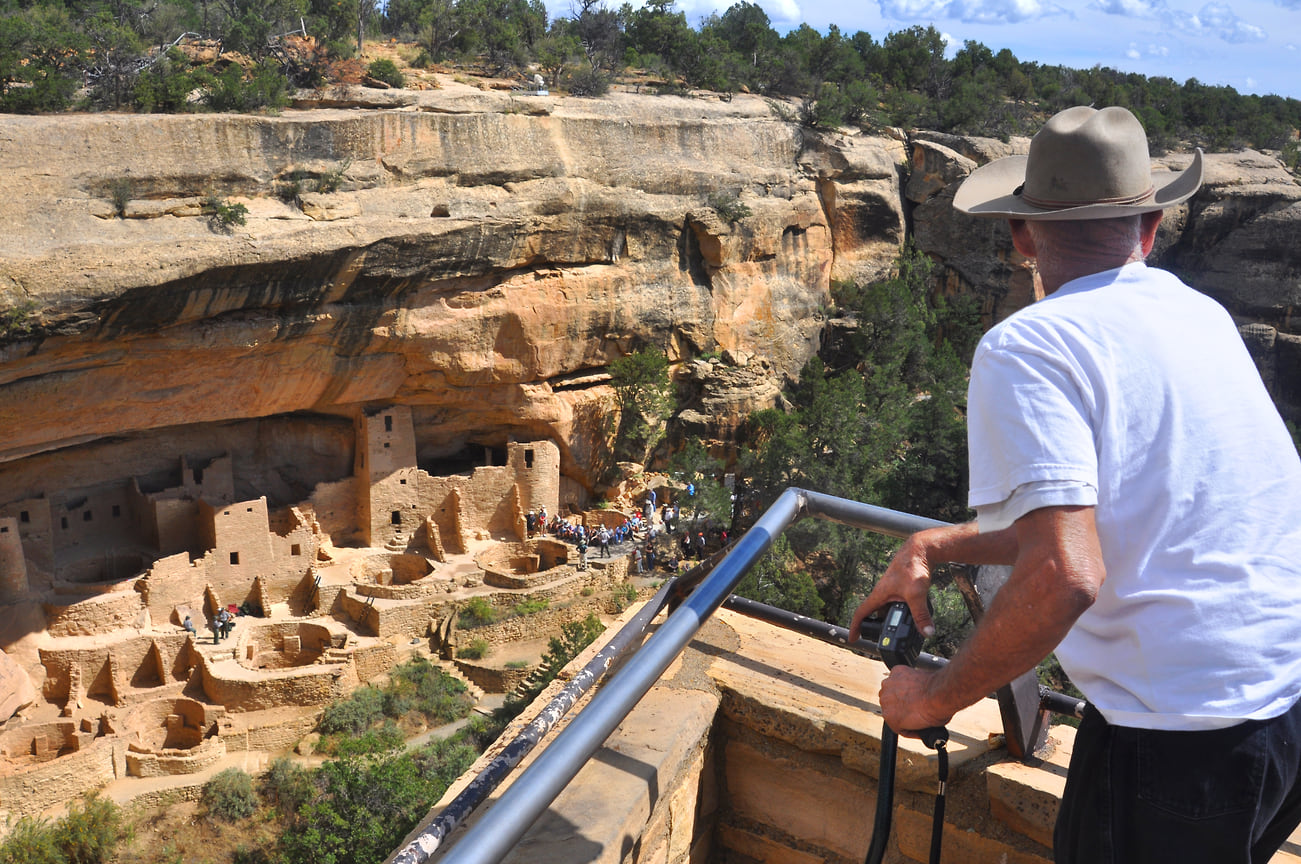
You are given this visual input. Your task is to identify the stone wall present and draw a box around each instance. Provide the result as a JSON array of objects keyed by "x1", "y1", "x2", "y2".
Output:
[
  {"x1": 43, "y1": 590, "x2": 147, "y2": 639},
  {"x1": 451, "y1": 659, "x2": 531, "y2": 695},
  {"x1": 39, "y1": 633, "x2": 193, "y2": 704},
  {"x1": 0, "y1": 737, "x2": 118, "y2": 825},
  {"x1": 354, "y1": 642, "x2": 398, "y2": 684},
  {"x1": 198, "y1": 656, "x2": 356, "y2": 712},
  {"x1": 125, "y1": 734, "x2": 226, "y2": 778},
  {"x1": 220, "y1": 708, "x2": 321, "y2": 753}
]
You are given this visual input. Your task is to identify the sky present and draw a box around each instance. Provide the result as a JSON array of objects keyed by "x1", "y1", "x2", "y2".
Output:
[{"x1": 665, "y1": 0, "x2": 1301, "y2": 99}]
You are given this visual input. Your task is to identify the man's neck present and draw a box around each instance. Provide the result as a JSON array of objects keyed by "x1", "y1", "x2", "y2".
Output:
[{"x1": 1039, "y1": 249, "x2": 1145, "y2": 295}]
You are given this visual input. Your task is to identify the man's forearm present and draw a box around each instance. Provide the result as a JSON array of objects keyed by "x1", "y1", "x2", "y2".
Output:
[
  {"x1": 920, "y1": 507, "x2": 1105, "y2": 720},
  {"x1": 911, "y1": 520, "x2": 1019, "y2": 568}
]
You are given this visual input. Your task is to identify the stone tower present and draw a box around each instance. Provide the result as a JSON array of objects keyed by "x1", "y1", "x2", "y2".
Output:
[
  {"x1": 0, "y1": 516, "x2": 30, "y2": 602},
  {"x1": 356, "y1": 406, "x2": 420, "y2": 548},
  {"x1": 509, "y1": 440, "x2": 560, "y2": 519}
]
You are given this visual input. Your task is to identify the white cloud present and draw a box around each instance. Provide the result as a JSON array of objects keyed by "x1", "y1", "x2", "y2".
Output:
[
  {"x1": 1094, "y1": 0, "x2": 1164, "y2": 16},
  {"x1": 768, "y1": 0, "x2": 803, "y2": 23},
  {"x1": 1189, "y1": 2, "x2": 1266, "y2": 42},
  {"x1": 949, "y1": 0, "x2": 1045, "y2": 21},
  {"x1": 878, "y1": 0, "x2": 1048, "y2": 22},
  {"x1": 1126, "y1": 43, "x2": 1142, "y2": 58},
  {"x1": 878, "y1": 0, "x2": 953, "y2": 18}
]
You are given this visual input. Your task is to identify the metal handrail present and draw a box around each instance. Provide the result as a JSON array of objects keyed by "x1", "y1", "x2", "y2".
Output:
[{"x1": 429, "y1": 488, "x2": 957, "y2": 864}]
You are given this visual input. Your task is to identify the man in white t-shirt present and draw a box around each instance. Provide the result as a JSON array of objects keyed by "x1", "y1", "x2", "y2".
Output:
[{"x1": 849, "y1": 106, "x2": 1301, "y2": 863}]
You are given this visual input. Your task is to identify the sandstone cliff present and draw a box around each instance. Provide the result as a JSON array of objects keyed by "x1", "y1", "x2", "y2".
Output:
[{"x1": 0, "y1": 84, "x2": 1298, "y2": 509}]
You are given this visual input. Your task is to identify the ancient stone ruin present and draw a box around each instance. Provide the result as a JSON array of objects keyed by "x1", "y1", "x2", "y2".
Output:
[{"x1": 0, "y1": 404, "x2": 636, "y2": 825}]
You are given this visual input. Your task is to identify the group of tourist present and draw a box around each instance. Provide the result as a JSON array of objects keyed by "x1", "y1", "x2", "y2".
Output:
[{"x1": 180, "y1": 605, "x2": 239, "y2": 644}]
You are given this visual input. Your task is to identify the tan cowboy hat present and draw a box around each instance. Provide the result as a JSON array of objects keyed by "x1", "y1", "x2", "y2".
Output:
[{"x1": 953, "y1": 105, "x2": 1203, "y2": 221}]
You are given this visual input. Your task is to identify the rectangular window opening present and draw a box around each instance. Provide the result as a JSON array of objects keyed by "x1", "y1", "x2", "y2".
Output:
[
  {"x1": 83, "y1": 510, "x2": 93, "y2": 522},
  {"x1": 384, "y1": 442, "x2": 390, "y2": 449},
  {"x1": 230, "y1": 552, "x2": 240, "y2": 565},
  {"x1": 19, "y1": 511, "x2": 29, "y2": 523},
  {"x1": 291, "y1": 544, "x2": 301, "y2": 556},
  {"x1": 112, "y1": 505, "x2": 121, "y2": 518},
  {"x1": 525, "y1": 449, "x2": 534, "y2": 469},
  {"x1": 61, "y1": 517, "x2": 68, "y2": 530},
  {"x1": 385, "y1": 415, "x2": 393, "y2": 432},
  {"x1": 391, "y1": 511, "x2": 402, "y2": 526}
]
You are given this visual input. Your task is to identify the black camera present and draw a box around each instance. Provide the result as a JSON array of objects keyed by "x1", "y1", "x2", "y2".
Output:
[{"x1": 877, "y1": 601, "x2": 923, "y2": 670}]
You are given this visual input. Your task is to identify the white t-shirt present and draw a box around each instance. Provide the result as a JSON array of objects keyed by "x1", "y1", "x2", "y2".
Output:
[{"x1": 968, "y1": 262, "x2": 1301, "y2": 730}]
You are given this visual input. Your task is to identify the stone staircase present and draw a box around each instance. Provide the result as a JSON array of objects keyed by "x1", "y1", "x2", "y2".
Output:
[{"x1": 434, "y1": 659, "x2": 485, "y2": 703}]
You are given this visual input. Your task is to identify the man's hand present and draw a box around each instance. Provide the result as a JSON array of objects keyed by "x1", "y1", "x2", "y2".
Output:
[
  {"x1": 848, "y1": 532, "x2": 935, "y2": 643},
  {"x1": 879, "y1": 666, "x2": 954, "y2": 735}
]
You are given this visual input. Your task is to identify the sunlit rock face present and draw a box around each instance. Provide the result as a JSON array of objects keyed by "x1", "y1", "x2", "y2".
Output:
[
  {"x1": 1, "y1": 90, "x2": 1298, "y2": 504},
  {"x1": 0, "y1": 93, "x2": 910, "y2": 497}
]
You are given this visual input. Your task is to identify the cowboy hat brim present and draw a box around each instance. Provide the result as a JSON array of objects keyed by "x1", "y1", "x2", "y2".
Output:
[{"x1": 953, "y1": 149, "x2": 1204, "y2": 221}]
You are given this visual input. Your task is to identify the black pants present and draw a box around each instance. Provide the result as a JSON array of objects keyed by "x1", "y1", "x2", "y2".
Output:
[{"x1": 1056, "y1": 700, "x2": 1301, "y2": 863}]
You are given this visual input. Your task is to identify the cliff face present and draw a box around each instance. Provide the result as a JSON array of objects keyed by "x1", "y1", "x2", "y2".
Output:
[
  {"x1": 0, "y1": 90, "x2": 908, "y2": 499},
  {"x1": 0, "y1": 86, "x2": 1298, "y2": 506}
]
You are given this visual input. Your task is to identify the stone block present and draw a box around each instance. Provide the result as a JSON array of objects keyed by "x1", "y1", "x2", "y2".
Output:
[
  {"x1": 724, "y1": 738, "x2": 874, "y2": 862},
  {"x1": 985, "y1": 727, "x2": 1074, "y2": 849},
  {"x1": 894, "y1": 805, "x2": 1051, "y2": 864},
  {"x1": 715, "y1": 823, "x2": 824, "y2": 864}
]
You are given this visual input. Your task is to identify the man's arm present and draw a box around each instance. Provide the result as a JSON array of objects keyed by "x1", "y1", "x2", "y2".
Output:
[
  {"x1": 849, "y1": 519, "x2": 1020, "y2": 640},
  {"x1": 877, "y1": 505, "x2": 1106, "y2": 733}
]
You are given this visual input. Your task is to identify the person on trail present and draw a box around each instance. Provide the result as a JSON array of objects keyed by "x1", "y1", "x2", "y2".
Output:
[{"x1": 849, "y1": 105, "x2": 1301, "y2": 864}]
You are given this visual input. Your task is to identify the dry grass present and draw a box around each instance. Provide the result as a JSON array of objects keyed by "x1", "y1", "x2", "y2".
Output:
[{"x1": 116, "y1": 799, "x2": 282, "y2": 864}]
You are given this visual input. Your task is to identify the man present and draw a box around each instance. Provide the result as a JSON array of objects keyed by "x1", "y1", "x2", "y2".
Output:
[{"x1": 849, "y1": 106, "x2": 1301, "y2": 863}]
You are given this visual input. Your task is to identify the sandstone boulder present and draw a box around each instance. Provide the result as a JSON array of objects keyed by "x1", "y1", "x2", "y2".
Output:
[{"x1": 0, "y1": 649, "x2": 37, "y2": 722}]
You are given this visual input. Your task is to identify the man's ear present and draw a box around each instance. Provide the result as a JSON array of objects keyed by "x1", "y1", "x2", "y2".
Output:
[
  {"x1": 1139, "y1": 210, "x2": 1163, "y2": 256},
  {"x1": 1009, "y1": 219, "x2": 1036, "y2": 258}
]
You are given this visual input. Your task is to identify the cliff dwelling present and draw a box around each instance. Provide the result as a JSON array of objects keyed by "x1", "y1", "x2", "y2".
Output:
[{"x1": 0, "y1": 403, "x2": 640, "y2": 825}]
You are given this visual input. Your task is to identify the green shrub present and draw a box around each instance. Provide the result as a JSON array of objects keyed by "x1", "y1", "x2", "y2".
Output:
[
  {"x1": 320, "y1": 685, "x2": 386, "y2": 734},
  {"x1": 314, "y1": 161, "x2": 350, "y2": 193},
  {"x1": 458, "y1": 638, "x2": 490, "y2": 659},
  {"x1": 109, "y1": 178, "x2": 132, "y2": 217},
  {"x1": 0, "y1": 815, "x2": 61, "y2": 864},
  {"x1": 511, "y1": 598, "x2": 549, "y2": 617},
  {"x1": 203, "y1": 61, "x2": 289, "y2": 113},
  {"x1": 53, "y1": 793, "x2": 122, "y2": 864},
  {"x1": 504, "y1": 659, "x2": 530, "y2": 669},
  {"x1": 203, "y1": 192, "x2": 248, "y2": 232},
  {"x1": 260, "y1": 756, "x2": 315, "y2": 815},
  {"x1": 133, "y1": 48, "x2": 202, "y2": 112},
  {"x1": 458, "y1": 596, "x2": 498, "y2": 629},
  {"x1": 580, "y1": 586, "x2": 594, "y2": 597},
  {"x1": 366, "y1": 58, "x2": 405, "y2": 88},
  {"x1": 323, "y1": 722, "x2": 405, "y2": 757},
  {"x1": 0, "y1": 300, "x2": 38, "y2": 340},
  {"x1": 613, "y1": 581, "x2": 638, "y2": 610},
  {"x1": 203, "y1": 768, "x2": 258, "y2": 822},
  {"x1": 273, "y1": 169, "x2": 309, "y2": 204},
  {"x1": 707, "y1": 192, "x2": 752, "y2": 223},
  {"x1": 565, "y1": 66, "x2": 609, "y2": 97}
]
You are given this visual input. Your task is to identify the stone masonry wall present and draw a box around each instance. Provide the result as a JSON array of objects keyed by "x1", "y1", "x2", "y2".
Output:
[{"x1": 0, "y1": 738, "x2": 118, "y2": 824}]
